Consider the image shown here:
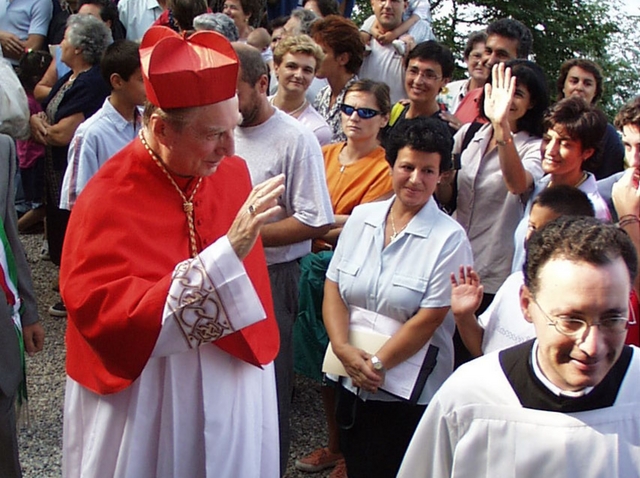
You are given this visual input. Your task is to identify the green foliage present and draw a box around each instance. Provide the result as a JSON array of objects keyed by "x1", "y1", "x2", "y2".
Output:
[{"x1": 351, "y1": 0, "x2": 373, "y2": 27}]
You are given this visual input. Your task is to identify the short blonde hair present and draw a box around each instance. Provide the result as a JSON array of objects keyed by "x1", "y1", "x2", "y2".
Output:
[{"x1": 273, "y1": 34, "x2": 324, "y2": 69}]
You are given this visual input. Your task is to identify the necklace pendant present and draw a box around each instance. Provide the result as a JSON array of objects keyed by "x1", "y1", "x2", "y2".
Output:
[
  {"x1": 390, "y1": 232, "x2": 397, "y2": 242},
  {"x1": 184, "y1": 202, "x2": 193, "y2": 213}
]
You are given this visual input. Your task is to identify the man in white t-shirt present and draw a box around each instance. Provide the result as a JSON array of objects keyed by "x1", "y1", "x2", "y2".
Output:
[
  {"x1": 232, "y1": 43, "x2": 334, "y2": 477},
  {"x1": 358, "y1": 0, "x2": 406, "y2": 104}
]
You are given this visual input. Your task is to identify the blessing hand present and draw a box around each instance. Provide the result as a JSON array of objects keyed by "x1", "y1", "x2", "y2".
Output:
[{"x1": 227, "y1": 174, "x2": 285, "y2": 260}]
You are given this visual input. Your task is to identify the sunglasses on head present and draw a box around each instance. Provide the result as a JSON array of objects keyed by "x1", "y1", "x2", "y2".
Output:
[{"x1": 339, "y1": 103, "x2": 381, "y2": 119}]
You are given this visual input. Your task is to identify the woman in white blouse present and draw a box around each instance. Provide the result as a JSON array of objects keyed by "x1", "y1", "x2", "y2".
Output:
[{"x1": 323, "y1": 117, "x2": 472, "y2": 478}]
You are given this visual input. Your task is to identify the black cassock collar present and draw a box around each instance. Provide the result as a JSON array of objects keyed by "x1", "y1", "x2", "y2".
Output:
[{"x1": 499, "y1": 340, "x2": 632, "y2": 412}]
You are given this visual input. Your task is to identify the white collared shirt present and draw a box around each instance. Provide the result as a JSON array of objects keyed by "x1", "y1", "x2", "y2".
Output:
[{"x1": 327, "y1": 196, "x2": 473, "y2": 403}]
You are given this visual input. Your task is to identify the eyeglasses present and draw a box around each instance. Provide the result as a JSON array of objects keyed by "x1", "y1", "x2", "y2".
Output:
[
  {"x1": 531, "y1": 297, "x2": 629, "y2": 338},
  {"x1": 406, "y1": 67, "x2": 442, "y2": 82},
  {"x1": 339, "y1": 103, "x2": 381, "y2": 119}
]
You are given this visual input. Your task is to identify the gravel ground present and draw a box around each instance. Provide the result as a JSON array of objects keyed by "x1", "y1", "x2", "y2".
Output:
[{"x1": 16, "y1": 232, "x2": 334, "y2": 478}]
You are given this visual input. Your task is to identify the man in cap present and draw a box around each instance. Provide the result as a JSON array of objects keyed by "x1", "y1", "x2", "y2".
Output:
[{"x1": 61, "y1": 26, "x2": 283, "y2": 477}]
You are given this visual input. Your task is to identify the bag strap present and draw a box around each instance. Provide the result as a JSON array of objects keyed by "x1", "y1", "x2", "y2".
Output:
[{"x1": 388, "y1": 102, "x2": 407, "y2": 128}]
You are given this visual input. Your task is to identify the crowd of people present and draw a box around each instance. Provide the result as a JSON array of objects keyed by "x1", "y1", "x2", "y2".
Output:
[{"x1": 0, "y1": 0, "x2": 640, "y2": 477}]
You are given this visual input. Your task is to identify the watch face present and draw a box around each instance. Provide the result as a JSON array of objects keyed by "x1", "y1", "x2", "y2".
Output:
[{"x1": 372, "y1": 357, "x2": 383, "y2": 370}]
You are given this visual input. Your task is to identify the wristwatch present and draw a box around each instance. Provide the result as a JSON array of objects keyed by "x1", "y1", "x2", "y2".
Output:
[{"x1": 370, "y1": 355, "x2": 385, "y2": 373}]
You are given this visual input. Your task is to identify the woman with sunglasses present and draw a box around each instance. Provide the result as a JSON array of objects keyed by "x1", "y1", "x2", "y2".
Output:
[
  {"x1": 293, "y1": 78, "x2": 393, "y2": 477},
  {"x1": 319, "y1": 79, "x2": 394, "y2": 246},
  {"x1": 322, "y1": 117, "x2": 472, "y2": 477}
]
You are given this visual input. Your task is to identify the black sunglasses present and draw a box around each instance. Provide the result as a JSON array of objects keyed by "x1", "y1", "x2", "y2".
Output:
[{"x1": 339, "y1": 103, "x2": 381, "y2": 119}]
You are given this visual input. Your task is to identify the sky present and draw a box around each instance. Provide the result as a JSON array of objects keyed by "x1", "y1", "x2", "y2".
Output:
[{"x1": 621, "y1": 0, "x2": 640, "y2": 15}]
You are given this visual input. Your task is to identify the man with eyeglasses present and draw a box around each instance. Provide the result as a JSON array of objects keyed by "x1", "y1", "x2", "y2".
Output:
[{"x1": 399, "y1": 215, "x2": 640, "y2": 477}]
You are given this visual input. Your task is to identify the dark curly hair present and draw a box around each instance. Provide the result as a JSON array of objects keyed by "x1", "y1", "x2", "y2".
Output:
[
  {"x1": 524, "y1": 216, "x2": 637, "y2": 295},
  {"x1": 614, "y1": 96, "x2": 640, "y2": 131},
  {"x1": 486, "y1": 18, "x2": 533, "y2": 59},
  {"x1": 542, "y1": 96, "x2": 608, "y2": 169},
  {"x1": 385, "y1": 117, "x2": 453, "y2": 172}
]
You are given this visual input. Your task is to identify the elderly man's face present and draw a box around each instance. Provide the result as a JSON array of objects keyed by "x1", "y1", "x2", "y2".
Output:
[
  {"x1": 521, "y1": 257, "x2": 630, "y2": 392},
  {"x1": 371, "y1": 0, "x2": 406, "y2": 32},
  {"x1": 161, "y1": 97, "x2": 240, "y2": 177}
]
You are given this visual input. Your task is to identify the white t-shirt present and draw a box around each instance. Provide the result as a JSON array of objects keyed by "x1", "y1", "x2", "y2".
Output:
[
  {"x1": 234, "y1": 109, "x2": 334, "y2": 265},
  {"x1": 359, "y1": 40, "x2": 406, "y2": 105},
  {"x1": 478, "y1": 271, "x2": 534, "y2": 354}
]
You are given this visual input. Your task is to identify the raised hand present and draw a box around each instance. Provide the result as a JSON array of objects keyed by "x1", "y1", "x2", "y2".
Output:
[
  {"x1": 483, "y1": 63, "x2": 516, "y2": 127},
  {"x1": 450, "y1": 265, "x2": 483, "y2": 318},
  {"x1": 612, "y1": 167, "x2": 640, "y2": 218},
  {"x1": 227, "y1": 174, "x2": 285, "y2": 260}
]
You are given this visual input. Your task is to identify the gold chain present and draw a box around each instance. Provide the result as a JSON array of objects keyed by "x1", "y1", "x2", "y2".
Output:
[
  {"x1": 139, "y1": 130, "x2": 202, "y2": 258},
  {"x1": 389, "y1": 212, "x2": 408, "y2": 242}
]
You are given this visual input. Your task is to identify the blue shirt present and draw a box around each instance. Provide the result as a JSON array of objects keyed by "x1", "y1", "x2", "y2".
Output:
[
  {"x1": 327, "y1": 196, "x2": 473, "y2": 403},
  {"x1": 0, "y1": 0, "x2": 52, "y2": 39},
  {"x1": 60, "y1": 97, "x2": 141, "y2": 210},
  {"x1": 118, "y1": 0, "x2": 162, "y2": 41},
  {"x1": 0, "y1": 0, "x2": 52, "y2": 63}
]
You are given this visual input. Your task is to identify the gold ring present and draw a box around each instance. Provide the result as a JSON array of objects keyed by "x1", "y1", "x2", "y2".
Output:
[{"x1": 248, "y1": 204, "x2": 256, "y2": 215}]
